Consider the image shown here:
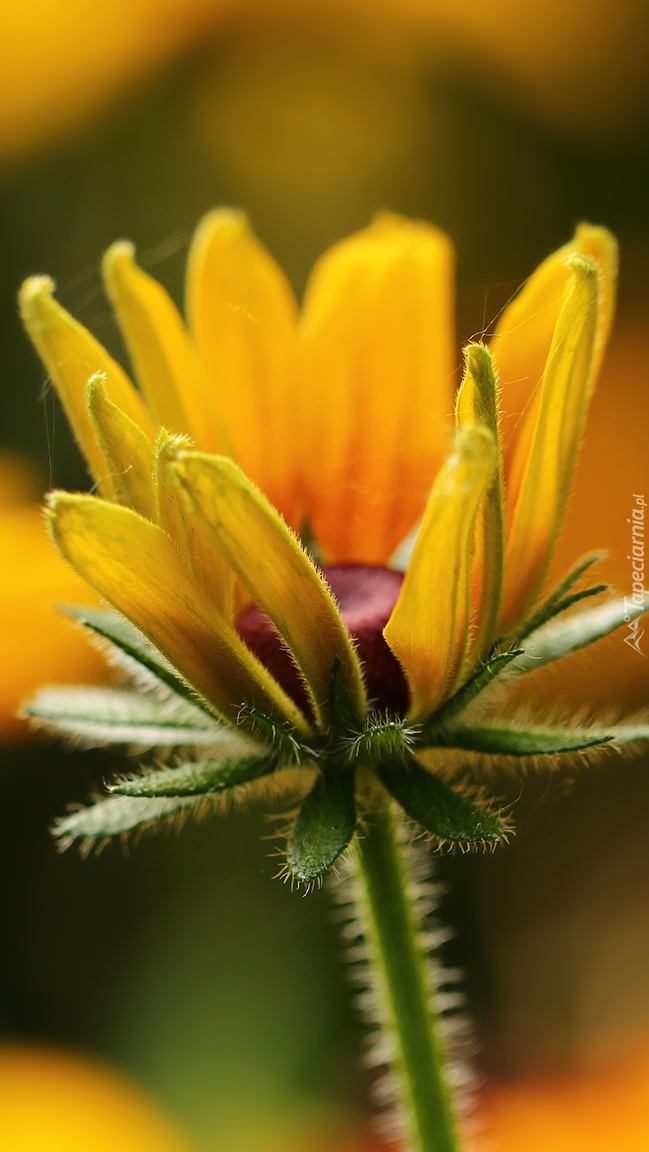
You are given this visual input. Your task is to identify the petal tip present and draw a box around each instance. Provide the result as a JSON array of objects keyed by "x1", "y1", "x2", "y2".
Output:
[
  {"x1": 86, "y1": 372, "x2": 108, "y2": 397},
  {"x1": 18, "y1": 274, "x2": 56, "y2": 317},
  {"x1": 566, "y1": 252, "x2": 598, "y2": 280},
  {"x1": 102, "y1": 239, "x2": 136, "y2": 274},
  {"x1": 193, "y1": 207, "x2": 250, "y2": 245},
  {"x1": 463, "y1": 340, "x2": 494, "y2": 378}
]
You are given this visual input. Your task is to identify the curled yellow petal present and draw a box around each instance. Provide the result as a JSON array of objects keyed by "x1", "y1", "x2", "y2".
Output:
[
  {"x1": 491, "y1": 224, "x2": 617, "y2": 473},
  {"x1": 185, "y1": 209, "x2": 299, "y2": 524},
  {"x1": 455, "y1": 343, "x2": 505, "y2": 664},
  {"x1": 499, "y1": 256, "x2": 600, "y2": 637},
  {"x1": 298, "y1": 211, "x2": 455, "y2": 565},
  {"x1": 45, "y1": 493, "x2": 310, "y2": 735},
  {"x1": 86, "y1": 375, "x2": 156, "y2": 521},
  {"x1": 173, "y1": 452, "x2": 367, "y2": 729},
  {"x1": 19, "y1": 276, "x2": 154, "y2": 496},
  {"x1": 156, "y1": 433, "x2": 235, "y2": 621},
  {"x1": 383, "y1": 425, "x2": 497, "y2": 721},
  {"x1": 102, "y1": 241, "x2": 230, "y2": 454}
]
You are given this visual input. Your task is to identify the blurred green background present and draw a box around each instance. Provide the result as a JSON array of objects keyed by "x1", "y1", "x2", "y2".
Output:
[{"x1": 1, "y1": 7, "x2": 649, "y2": 1149}]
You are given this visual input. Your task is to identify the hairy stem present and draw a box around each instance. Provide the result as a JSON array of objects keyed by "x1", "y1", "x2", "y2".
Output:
[{"x1": 355, "y1": 796, "x2": 459, "y2": 1152}]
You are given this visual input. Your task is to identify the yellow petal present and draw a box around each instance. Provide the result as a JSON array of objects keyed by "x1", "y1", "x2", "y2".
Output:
[
  {"x1": 86, "y1": 375, "x2": 157, "y2": 520},
  {"x1": 455, "y1": 343, "x2": 505, "y2": 663},
  {"x1": 19, "y1": 276, "x2": 155, "y2": 496},
  {"x1": 185, "y1": 209, "x2": 300, "y2": 523},
  {"x1": 102, "y1": 241, "x2": 231, "y2": 454},
  {"x1": 383, "y1": 426, "x2": 497, "y2": 721},
  {"x1": 298, "y1": 211, "x2": 455, "y2": 565},
  {"x1": 46, "y1": 493, "x2": 310, "y2": 736},
  {"x1": 499, "y1": 256, "x2": 600, "y2": 637},
  {"x1": 490, "y1": 224, "x2": 617, "y2": 473},
  {"x1": 173, "y1": 453, "x2": 367, "y2": 729},
  {"x1": 156, "y1": 433, "x2": 235, "y2": 621}
]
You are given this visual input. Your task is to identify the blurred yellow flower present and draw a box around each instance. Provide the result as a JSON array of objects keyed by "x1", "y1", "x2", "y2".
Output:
[
  {"x1": 0, "y1": 0, "x2": 644, "y2": 162},
  {"x1": 0, "y1": 0, "x2": 218, "y2": 161},
  {"x1": 0, "y1": 454, "x2": 108, "y2": 742},
  {"x1": 0, "y1": 1044, "x2": 195, "y2": 1151},
  {"x1": 479, "y1": 1041, "x2": 649, "y2": 1152}
]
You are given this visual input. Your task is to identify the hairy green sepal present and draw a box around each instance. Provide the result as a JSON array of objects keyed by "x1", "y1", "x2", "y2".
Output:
[
  {"x1": 287, "y1": 768, "x2": 357, "y2": 881},
  {"x1": 509, "y1": 598, "x2": 646, "y2": 676},
  {"x1": 516, "y1": 552, "x2": 607, "y2": 640},
  {"x1": 378, "y1": 756, "x2": 507, "y2": 844},
  {"x1": 60, "y1": 605, "x2": 216, "y2": 714},
  {"x1": 54, "y1": 794, "x2": 199, "y2": 847},
  {"x1": 109, "y1": 755, "x2": 279, "y2": 797},
  {"x1": 26, "y1": 686, "x2": 225, "y2": 747},
  {"x1": 422, "y1": 724, "x2": 613, "y2": 756}
]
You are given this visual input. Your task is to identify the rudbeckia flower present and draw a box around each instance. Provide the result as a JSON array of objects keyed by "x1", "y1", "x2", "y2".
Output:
[
  {"x1": 0, "y1": 453, "x2": 109, "y2": 742},
  {"x1": 478, "y1": 1040, "x2": 649, "y2": 1152},
  {"x1": 19, "y1": 210, "x2": 649, "y2": 878},
  {"x1": 0, "y1": 1044, "x2": 195, "y2": 1150}
]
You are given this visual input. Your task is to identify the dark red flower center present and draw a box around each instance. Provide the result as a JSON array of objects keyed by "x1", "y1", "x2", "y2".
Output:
[{"x1": 237, "y1": 565, "x2": 409, "y2": 719}]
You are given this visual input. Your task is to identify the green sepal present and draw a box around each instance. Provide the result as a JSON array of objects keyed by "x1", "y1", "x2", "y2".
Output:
[
  {"x1": 329, "y1": 657, "x2": 362, "y2": 741},
  {"x1": 109, "y1": 754, "x2": 278, "y2": 797},
  {"x1": 286, "y1": 768, "x2": 357, "y2": 881},
  {"x1": 509, "y1": 598, "x2": 646, "y2": 676},
  {"x1": 25, "y1": 686, "x2": 225, "y2": 748},
  {"x1": 517, "y1": 551, "x2": 607, "y2": 640},
  {"x1": 346, "y1": 717, "x2": 413, "y2": 764},
  {"x1": 377, "y1": 756, "x2": 508, "y2": 844},
  {"x1": 60, "y1": 605, "x2": 216, "y2": 715},
  {"x1": 417, "y1": 649, "x2": 523, "y2": 737},
  {"x1": 236, "y1": 704, "x2": 308, "y2": 763},
  {"x1": 426, "y1": 724, "x2": 613, "y2": 756},
  {"x1": 531, "y1": 582, "x2": 608, "y2": 625},
  {"x1": 54, "y1": 794, "x2": 199, "y2": 847}
]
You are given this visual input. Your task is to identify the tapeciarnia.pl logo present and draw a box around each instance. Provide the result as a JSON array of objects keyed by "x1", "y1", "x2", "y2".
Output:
[{"x1": 624, "y1": 494, "x2": 646, "y2": 656}]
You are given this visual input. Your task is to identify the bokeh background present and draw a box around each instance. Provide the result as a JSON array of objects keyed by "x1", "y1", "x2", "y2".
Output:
[{"x1": 1, "y1": 1, "x2": 649, "y2": 1148}]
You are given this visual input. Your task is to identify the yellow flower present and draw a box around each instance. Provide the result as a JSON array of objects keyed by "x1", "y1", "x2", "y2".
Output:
[
  {"x1": 20, "y1": 209, "x2": 638, "y2": 874},
  {"x1": 0, "y1": 453, "x2": 109, "y2": 742},
  {"x1": 0, "y1": 1043, "x2": 195, "y2": 1151},
  {"x1": 478, "y1": 1040, "x2": 649, "y2": 1152},
  {"x1": 0, "y1": 0, "x2": 641, "y2": 164}
]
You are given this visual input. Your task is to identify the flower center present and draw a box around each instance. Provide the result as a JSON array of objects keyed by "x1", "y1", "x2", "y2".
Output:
[{"x1": 237, "y1": 565, "x2": 409, "y2": 718}]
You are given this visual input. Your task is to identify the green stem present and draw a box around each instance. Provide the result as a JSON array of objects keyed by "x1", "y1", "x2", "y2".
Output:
[{"x1": 354, "y1": 795, "x2": 459, "y2": 1152}]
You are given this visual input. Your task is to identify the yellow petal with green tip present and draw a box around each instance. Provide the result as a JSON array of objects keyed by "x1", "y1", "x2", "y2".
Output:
[
  {"x1": 45, "y1": 492, "x2": 310, "y2": 736},
  {"x1": 455, "y1": 343, "x2": 505, "y2": 664},
  {"x1": 19, "y1": 276, "x2": 154, "y2": 497},
  {"x1": 499, "y1": 255, "x2": 600, "y2": 637},
  {"x1": 102, "y1": 241, "x2": 231, "y2": 455},
  {"x1": 173, "y1": 452, "x2": 367, "y2": 729},
  {"x1": 383, "y1": 426, "x2": 497, "y2": 721},
  {"x1": 491, "y1": 224, "x2": 617, "y2": 473},
  {"x1": 156, "y1": 433, "x2": 235, "y2": 621},
  {"x1": 86, "y1": 375, "x2": 156, "y2": 521},
  {"x1": 185, "y1": 209, "x2": 299, "y2": 525}
]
